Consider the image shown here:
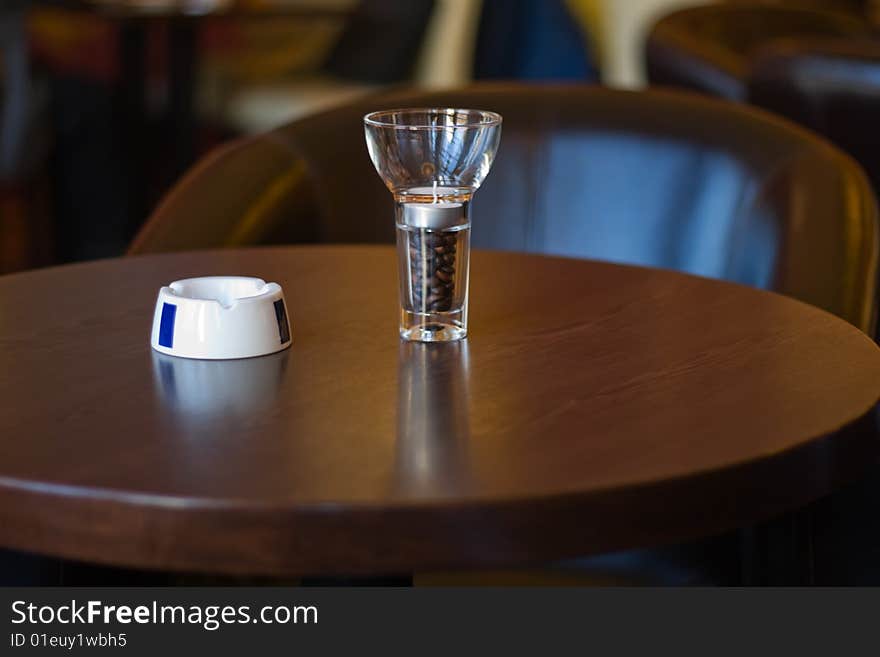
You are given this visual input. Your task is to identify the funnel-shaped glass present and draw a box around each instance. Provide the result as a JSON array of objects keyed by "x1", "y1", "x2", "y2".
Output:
[
  {"x1": 365, "y1": 108, "x2": 502, "y2": 200},
  {"x1": 364, "y1": 108, "x2": 502, "y2": 342}
]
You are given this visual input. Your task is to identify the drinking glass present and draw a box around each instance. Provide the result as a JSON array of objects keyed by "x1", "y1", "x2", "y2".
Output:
[{"x1": 364, "y1": 108, "x2": 502, "y2": 342}]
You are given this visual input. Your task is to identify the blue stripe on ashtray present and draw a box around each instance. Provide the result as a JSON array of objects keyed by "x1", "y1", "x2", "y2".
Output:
[
  {"x1": 158, "y1": 303, "x2": 177, "y2": 348},
  {"x1": 274, "y1": 299, "x2": 290, "y2": 344}
]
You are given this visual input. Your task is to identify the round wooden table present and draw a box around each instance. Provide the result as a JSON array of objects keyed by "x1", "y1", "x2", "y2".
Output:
[{"x1": 1, "y1": 246, "x2": 879, "y2": 576}]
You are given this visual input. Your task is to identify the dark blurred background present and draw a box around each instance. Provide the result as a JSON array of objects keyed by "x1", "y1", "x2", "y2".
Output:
[
  {"x1": 1, "y1": 0, "x2": 877, "y2": 274},
  {"x1": 0, "y1": 0, "x2": 597, "y2": 273}
]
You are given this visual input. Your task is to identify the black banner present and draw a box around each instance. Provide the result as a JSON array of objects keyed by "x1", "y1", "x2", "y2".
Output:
[{"x1": 0, "y1": 587, "x2": 874, "y2": 654}]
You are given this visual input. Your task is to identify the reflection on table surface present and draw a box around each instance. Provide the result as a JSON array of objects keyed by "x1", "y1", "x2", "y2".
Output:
[
  {"x1": 152, "y1": 337, "x2": 475, "y2": 497},
  {"x1": 395, "y1": 340, "x2": 472, "y2": 497},
  {"x1": 152, "y1": 349, "x2": 289, "y2": 420}
]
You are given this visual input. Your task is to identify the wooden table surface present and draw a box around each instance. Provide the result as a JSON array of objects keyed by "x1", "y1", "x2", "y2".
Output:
[{"x1": 1, "y1": 246, "x2": 879, "y2": 576}]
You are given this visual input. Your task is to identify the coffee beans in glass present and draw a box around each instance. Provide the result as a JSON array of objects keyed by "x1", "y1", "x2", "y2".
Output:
[{"x1": 364, "y1": 109, "x2": 502, "y2": 342}]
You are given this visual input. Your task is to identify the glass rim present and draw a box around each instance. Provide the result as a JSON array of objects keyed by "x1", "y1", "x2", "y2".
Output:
[{"x1": 363, "y1": 108, "x2": 502, "y2": 130}]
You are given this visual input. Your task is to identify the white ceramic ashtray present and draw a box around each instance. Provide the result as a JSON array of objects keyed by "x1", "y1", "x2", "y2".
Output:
[{"x1": 150, "y1": 276, "x2": 291, "y2": 360}]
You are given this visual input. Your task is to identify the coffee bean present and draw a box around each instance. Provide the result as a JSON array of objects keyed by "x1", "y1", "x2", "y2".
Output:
[
  {"x1": 435, "y1": 269, "x2": 453, "y2": 283},
  {"x1": 423, "y1": 232, "x2": 443, "y2": 247}
]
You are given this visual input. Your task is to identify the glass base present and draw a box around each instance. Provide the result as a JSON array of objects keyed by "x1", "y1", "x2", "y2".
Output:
[{"x1": 400, "y1": 311, "x2": 466, "y2": 342}]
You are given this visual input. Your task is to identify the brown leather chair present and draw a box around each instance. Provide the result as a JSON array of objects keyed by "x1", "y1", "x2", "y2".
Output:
[
  {"x1": 748, "y1": 39, "x2": 880, "y2": 192},
  {"x1": 131, "y1": 84, "x2": 879, "y2": 583},
  {"x1": 645, "y1": 4, "x2": 871, "y2": 101},
  {"x1": 644, "y1": 6, "x2": 880, "y2": 287},
  {"x1": 132, "y1": 83, "x2": 878, "y2": 335}
]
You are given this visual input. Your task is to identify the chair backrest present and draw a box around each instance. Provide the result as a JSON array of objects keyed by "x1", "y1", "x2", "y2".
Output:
[
  {"x1": 131, "y1": 83, "x2": 879, "y2": 334},
  {"x1": 645, "y1": 5, "x2": 870, "y2": 100},
  {"x1": 748, "y1": 39, "x2": 880, "y2": 192}
]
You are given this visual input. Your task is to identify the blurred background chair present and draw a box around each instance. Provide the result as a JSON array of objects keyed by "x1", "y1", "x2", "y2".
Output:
[
  {"x1": 644, "y1": 3, "x2": 880, "y2": 279},
  {"x1": 213, "y1": 0, "x2": 435, "y2": 135},
  {"x1": 645, "y1": 3, "x2": 871, "y2": 100},
  {"x1": 130, "y1": 83, "x2": 878, "y2": 584},
  {"x1": 747, "y1": 39, "x2": 880, "y2": 191}
]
